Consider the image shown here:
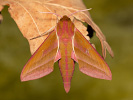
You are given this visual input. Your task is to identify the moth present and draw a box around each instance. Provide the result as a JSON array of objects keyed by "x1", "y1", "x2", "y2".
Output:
[{"x1": 21, "y1": 15, "x2": 112, "y2": 93}]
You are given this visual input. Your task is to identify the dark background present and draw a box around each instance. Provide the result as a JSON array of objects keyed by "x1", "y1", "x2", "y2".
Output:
[{"x1": 0, "y1": 0, "x2": 133, "y2": 100}]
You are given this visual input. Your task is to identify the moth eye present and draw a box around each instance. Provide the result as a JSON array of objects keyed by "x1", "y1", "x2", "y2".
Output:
[{"x1": 87, "y1": 25, "x2": 94, "y2": 38}]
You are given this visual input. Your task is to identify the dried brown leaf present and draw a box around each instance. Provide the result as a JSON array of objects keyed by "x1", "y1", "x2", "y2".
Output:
[{"x1": 0, "y1": 0, "x2": 113, "y2": 58}]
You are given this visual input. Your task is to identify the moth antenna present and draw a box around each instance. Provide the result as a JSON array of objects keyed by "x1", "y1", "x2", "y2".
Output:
[
  {"x1": 68, "y1": 8, "x2": 92, "y2": 17},
  {"x1": 39, "y1": 11, "x2": 62, "y2": 18},
  {"x1": 30, "y1": 26, "x2": 55, "y2": 40}
]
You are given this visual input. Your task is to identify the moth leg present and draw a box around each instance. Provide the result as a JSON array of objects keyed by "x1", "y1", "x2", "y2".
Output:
[{"x1": 30, "y1": 26, "x2": 56, "y2": 40}]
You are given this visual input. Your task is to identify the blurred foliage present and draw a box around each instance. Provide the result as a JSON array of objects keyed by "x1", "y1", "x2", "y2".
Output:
[{"x1": 0, "y1": 0, "x2": 133, "y2": 100}]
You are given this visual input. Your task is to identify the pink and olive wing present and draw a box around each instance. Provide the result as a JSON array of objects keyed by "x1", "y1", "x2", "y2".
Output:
[
  {"x1": 21, "y1": 30, "x2": 59, "y2": 81},
  {"x1": 73, "y1": 29, "x2": 112, "y2": 80}
]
